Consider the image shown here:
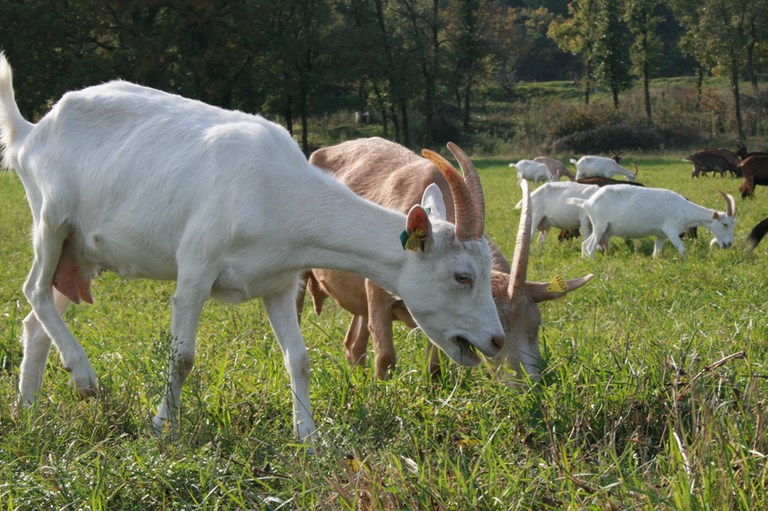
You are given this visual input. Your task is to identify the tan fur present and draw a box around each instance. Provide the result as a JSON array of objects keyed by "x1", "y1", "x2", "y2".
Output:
[
  {"x1": 303, "y1": 138, "x2": 593, "y2": 382},
  {"x1": 534, "y1": 156, "x2": 575, "y2": 181}
]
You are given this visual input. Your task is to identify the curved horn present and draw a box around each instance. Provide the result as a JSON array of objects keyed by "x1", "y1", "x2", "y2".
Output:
[
  {"x1": 446, "y1": 142, "x2": 484, "y2": 237},
  {"x1": 422, "y1": 148, "x2": 477, "y2": 240},
  {"x1": 632, "y1": 162, "x2": 639, "y2": 177},
  {"x1": 718, "y1": 189, "x2": 736, "y2": 217},
  {"x1": 508, "y1": 179, "x2": 531, "y2": 297}
]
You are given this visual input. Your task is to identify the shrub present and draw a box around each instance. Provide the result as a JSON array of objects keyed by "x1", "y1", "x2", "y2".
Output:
[{"x1": 551, "y1": 121, "x2": 665, "y2": 153}]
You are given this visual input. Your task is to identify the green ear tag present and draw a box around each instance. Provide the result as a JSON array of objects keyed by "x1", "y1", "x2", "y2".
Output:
[{"x1": 400, "y1": 230, "x2": 409, "y2": 250}]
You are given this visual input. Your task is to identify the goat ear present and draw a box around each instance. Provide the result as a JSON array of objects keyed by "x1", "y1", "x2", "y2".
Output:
[
  {"x1": 401, "y1": 205, "x2": 433, "y2": 252},
  {"x1": 421, "y1": 183, "x2": 448, "y2": 221},
  {"x1": 525, "y1": 274, "x2": 594, "y2": 303}
]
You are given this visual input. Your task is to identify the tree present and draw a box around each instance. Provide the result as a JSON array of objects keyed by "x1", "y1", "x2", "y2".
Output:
[
  {"x1": 743, "y1": 1, "x2": 768, "y2": 95},
  {"x1": 672, "y1": 0, "x2": 754, "y2": 140},
  {"x1": 625, "y1": 0, "x2": 664, "y2": 120},
  {"x1": 591, "y1": 0, "x2": 632, "y2": 109},
  {"x1": 446, "y1": 0, "x2": 487, "y2": 132},
  {"x1": 547, "y1": 0, "x2": 600, "y2": 105}
]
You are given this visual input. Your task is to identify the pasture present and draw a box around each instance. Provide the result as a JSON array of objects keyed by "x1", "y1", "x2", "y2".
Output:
[{"x1": 0, "y1": 153, "x2": 767, "y2": 510}]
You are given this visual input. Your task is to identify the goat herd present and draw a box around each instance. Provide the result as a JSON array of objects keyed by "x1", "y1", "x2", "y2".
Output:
[
  {"x1": 513, "y1": 145, "x2": 768, "y2": 254},
  {"x1": 511, "y1": 152, "x2": 739, "y2": 258},
  {"x1": 0, "y1": 51, "x2": 765, "y2": 445}
]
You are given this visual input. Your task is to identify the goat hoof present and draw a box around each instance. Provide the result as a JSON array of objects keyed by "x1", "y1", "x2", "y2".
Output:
[{"x1": 70, "y1": 363, "x2": 98, "y2": 399}]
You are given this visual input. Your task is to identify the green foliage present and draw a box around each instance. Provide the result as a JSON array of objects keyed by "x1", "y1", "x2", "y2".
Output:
[
  {"x1": 551, "y1": 120, "x2": 665, "y2": 153},
  {"x1": 2, "y1": 155, "x2": 768, "y2": 509},
  {"x1": 3, "y1": 0, "x2": 766, "y2": 153},
  {"x1": 592, "y1": 0, "x2": 633, "y2": 107}
]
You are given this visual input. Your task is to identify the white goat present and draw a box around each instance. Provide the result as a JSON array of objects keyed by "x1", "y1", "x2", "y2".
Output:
[
  {"x1": 571, "y1": 155, "x2": 638, "y2": 181},
  {"x1": 0, "y1": 54, "x2": 505, "y2": 442},
  {"x1": 303, "y1": 138, "x2": 593, "y2": 383},
  {"x1": 571, "y1": 185, "x2": 736, "y2": 258},
  {"x1": 515, "y1": 181, "x2": 598, "y2": 244},
  {"x1": 510, "y1": 159, "x2": 554, "y2": 183},
  {"x1": 533, "y1": 156, "x2": 575, "y2": 181}
]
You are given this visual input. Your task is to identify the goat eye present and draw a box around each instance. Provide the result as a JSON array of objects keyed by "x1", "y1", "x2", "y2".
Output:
[{"x1": 455, "y1": 272, "x2": 473, "y2": 286}]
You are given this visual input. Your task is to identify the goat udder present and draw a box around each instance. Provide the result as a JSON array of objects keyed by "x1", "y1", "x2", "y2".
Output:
[{"x1": 53, "y1": 253, "x2": 94, "y2": 304}]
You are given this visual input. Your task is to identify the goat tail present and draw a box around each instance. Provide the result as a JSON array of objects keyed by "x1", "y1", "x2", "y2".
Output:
[
  {"x1": 0, "y1": 53, "x2": 33, "y2": 155},
  {"x1": 569, "y1": 158, "x2": 578, "y2": 165},
  {"x1": 746, "y1": 216, "x2": 768, "y2": 251}
]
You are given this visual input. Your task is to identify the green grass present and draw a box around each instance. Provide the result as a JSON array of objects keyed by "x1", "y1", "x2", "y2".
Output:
[{"x1": 1, "y1": 155, "x2": 767, "y2": 510}]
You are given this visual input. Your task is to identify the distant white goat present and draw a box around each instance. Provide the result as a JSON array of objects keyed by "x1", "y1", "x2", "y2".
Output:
[
  {"x1": 515, "y1": 181, "x2": 598, "y2": 244},
  {"x1": 571, "y1": 155, "x2": 638, "y2": 181},
  {"x1": 570, "y1": 185, "x2": 736, "y2": 258},
  {"x1": 510, "y1": 159, "x2": 554, "y2": 183},
  {"x1": 0, "y1": 54, "x2": 504, "y2": 442},
  {"x1": 533, "y1": 156, "x2": 575, "y2": 181}
]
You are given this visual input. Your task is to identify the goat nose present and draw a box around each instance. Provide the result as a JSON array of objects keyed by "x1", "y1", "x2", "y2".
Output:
[{"x1": 491, "y1": 335, "x2": 504, "y2": 353}]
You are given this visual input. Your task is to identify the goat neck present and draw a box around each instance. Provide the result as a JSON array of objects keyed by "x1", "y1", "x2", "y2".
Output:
[{"x1": 422, "y1": 148, "x2": 480, "y2": 240}]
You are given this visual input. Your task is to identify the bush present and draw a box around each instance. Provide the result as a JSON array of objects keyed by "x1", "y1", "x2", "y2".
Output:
[
  {"x1": 551, "y1": 121, "x2": 665, "y2": 153},
  {"x1": 545, "y1": 102, "x2": 621, "y2": 140}
]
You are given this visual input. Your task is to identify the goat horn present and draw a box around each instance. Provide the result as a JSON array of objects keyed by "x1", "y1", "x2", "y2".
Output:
[
  {"x1": 446, "y1": 142, "x2": 485, "y2": 237},
  {"x1": 632, "y1": 162, "x2": 639, "y2": 176},
  {"x1": 508, "y1": 179, "x2": 531, "y2": 297},
  {"x1": 718, "y1": 189, "x2": 736, "y2": 217},
  {"x1": 422, "y1": 148, "x2": 477, "y2": 240}
]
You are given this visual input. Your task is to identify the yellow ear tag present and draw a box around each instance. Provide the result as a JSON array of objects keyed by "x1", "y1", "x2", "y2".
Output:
[
  {"x1": 547, "y1": 274, "x2": 568, "y2": 302},
  {"x1": 401, "y1": 227, "x2": 426, "y2": 252}
]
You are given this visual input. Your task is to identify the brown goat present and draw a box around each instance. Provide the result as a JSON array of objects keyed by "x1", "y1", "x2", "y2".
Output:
[
  {"x1": 301, "y1": 138, "x2": 593, "y2": 383},
  {"x1": 534, "y1": 156, "x2": 575, "y2": 181},
  {"x1": 686, "y1": 148, "x2": 741, "y2": 178},
  {"x1": 738, "y1": 154, "x2": 768, "y2": 198}
]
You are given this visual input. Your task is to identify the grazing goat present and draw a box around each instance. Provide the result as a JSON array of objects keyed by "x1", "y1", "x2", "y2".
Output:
[
  {"x1": 514, "y1": 181, "x2": 598, "y2": 244},
  {"x1": 510, "y1": 159, "x2": 554, "y2": 183},
  {"x1": 571, "y1": 185, "x2": 736, "y2": 258},
  {"x1": 685, "y1": 148, "x2": 741, "y2": 178},
  {"x1": 544, "y1": 176, "x2": 647, "y2": 241},
  {"x1": 747, "y1": 216, "x2": 768, "y2": 251},
  {"x1": 570, "y1": 155, "x2": 638, "y2": 181},
  {"x1": 738, "y1": 154, "x2": 768, "y2": 198},
  {"x1": 534, "y1": 156, "x2": 575, "y2": 181},
  {"x1": 304, "y1": 138, "x2": 593, "y2": 383},
  {"x1": 0, "y1": 55, "x2": 505, "y2": 442}
]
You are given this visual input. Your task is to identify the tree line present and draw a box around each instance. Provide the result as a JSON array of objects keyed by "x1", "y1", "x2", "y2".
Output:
[{"x1": 1, "y1": 0, "x2": 766, "y2": 153}]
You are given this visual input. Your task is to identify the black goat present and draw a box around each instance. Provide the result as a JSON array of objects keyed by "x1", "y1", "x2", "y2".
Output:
[{"x1": 747, "y1": 216, "x2": 768, "y2": 251}]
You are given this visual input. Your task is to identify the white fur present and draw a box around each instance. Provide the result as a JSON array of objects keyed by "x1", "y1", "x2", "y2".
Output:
[
  {"x1": 510, "y1": 159, "x2": 554, "y2": 183},
  {"x1": 569, "y1": 185, "x2": 736, "y2": 258},
  {"x1": 515, "y1": 181, "x2": 598, "y2": 243},
  {"x1": 570, "y1": 155, "x2": 637, "y2": 181},
  {"x1": 0, "y1": 54, "x2": 503, "y2": 442}
]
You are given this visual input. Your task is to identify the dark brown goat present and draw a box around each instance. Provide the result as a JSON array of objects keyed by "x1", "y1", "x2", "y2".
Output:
[
  {"x1": 686, "y1": 149, "x2": 741, "y2": 178},
  {"x1": 575, "y1": 176, "x2": 645, "y2": 187},
  {"x1": 747, "y1": 216, "x2": 768, "y2": 251},
  {"x1": 738, "y1": 154, "x2": 768, "y2": 198}
]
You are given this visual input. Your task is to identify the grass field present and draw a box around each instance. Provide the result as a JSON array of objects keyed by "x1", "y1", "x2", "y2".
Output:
[{"x1": 1, "y1": 153, "x2": 767, "y2": 510}]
